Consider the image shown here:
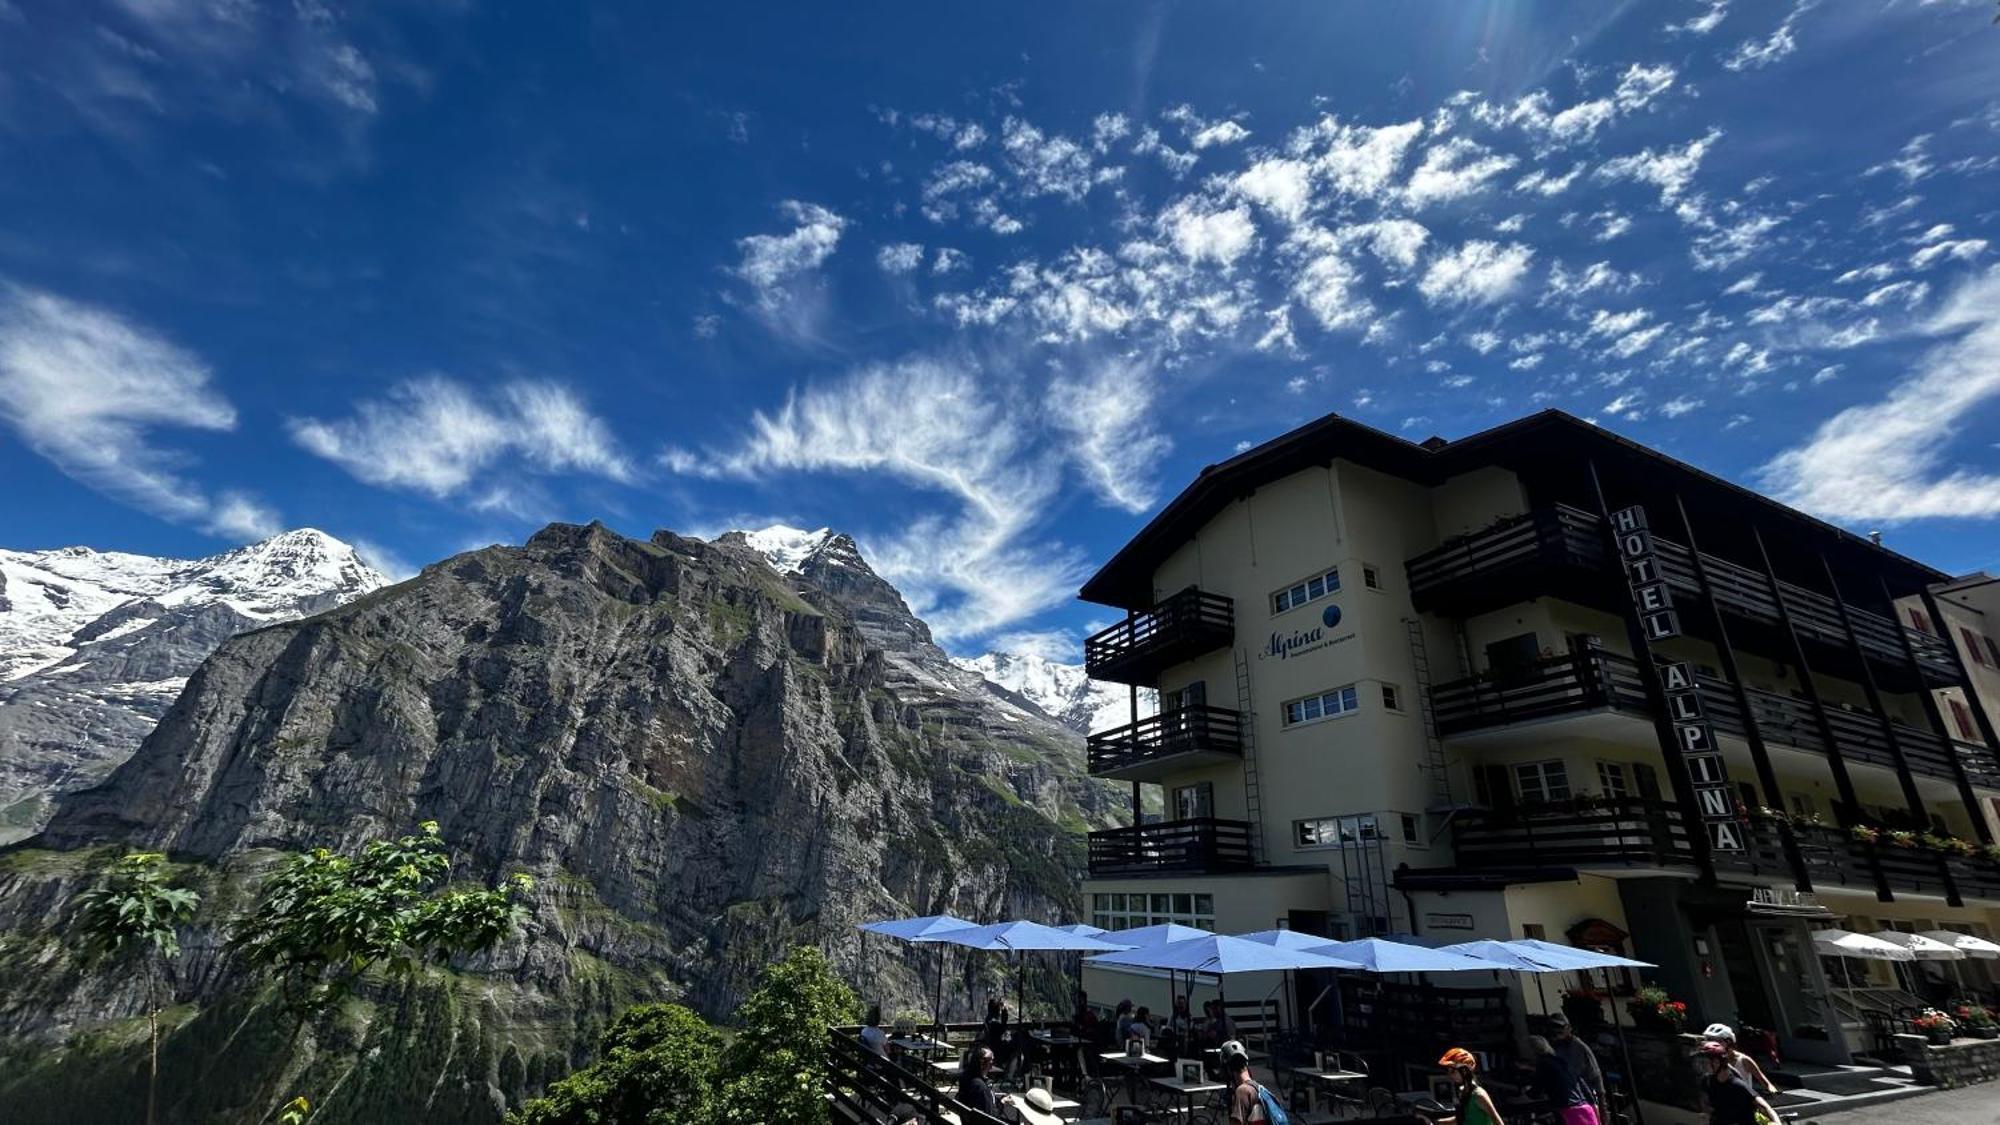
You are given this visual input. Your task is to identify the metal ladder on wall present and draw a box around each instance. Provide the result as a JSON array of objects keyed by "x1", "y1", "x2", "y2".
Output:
[
  {"x1": 1232, "y1": 648, "x2": 1265, "y2": 864},
  {"x1": 1405, "y1": 617, "x2": 1453, "y2": 809},
  {"x1": 1337, "y1": 831, "x2": 1391, "y2": 936}
]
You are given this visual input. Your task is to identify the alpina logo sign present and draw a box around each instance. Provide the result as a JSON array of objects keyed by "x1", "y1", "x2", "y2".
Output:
[{"x1": 1259, "y1": 603, "x2": 1355, "y2": 661}]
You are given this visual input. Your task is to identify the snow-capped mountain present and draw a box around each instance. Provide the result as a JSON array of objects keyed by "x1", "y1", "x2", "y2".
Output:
[
  {"x1": 725, "y1": 524, "x2": 1149, "y2": 736},
  {"x1": 0, "y1": 529, "x2": 388, "y2": 841},
  {"x1": 953, "y1": 649, "x2": 1153, "y2": 735}
]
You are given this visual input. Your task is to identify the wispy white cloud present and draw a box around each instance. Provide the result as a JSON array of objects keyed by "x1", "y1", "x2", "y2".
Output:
[
  {"x1": 663, "y1": 356, "x2": 1084, "y2": 640},
  {"x1": 733, "y1": 200, "x2": 848, "y2": 301},
  {"x1": 1419, "y1": 241, "x2": 1535, "y2": 305},
  {"x1": 1666, "y1": 1, "x2": 1730, "y2": 36},
  {"x1": 1721, "y1": 0, "x2": 1815, "y2": 72},
  {"x1": 877, "y1": 242, "x2": 925, "y2": 273},
  {"x1": 1047, "y1": 356, "x2": 1172, "y2": 513},
  {"x1": 0, "y1": 285, "x2": 279, "y2": 538},
  {"x1": 1404, "y1": 137, "x2": 1518, "y2": 207},
  {"x1": 289, "y1": 376, "x2": 633, "y2": 499},
  {"x1": 1760, "y1": 267, "x2": 2000, "y2": 520}
]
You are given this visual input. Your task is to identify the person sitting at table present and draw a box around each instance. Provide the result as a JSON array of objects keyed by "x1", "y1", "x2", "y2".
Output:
[
  {"x1": 860, "y1": 1004, "x2": 889, "y2": 1057},
  {"x1": 1127, "y1": 1006, "x2": 1156, "y2": 1051},
  {"x1": 1113, "y1": 999, "x2": 1136, "y2": 1042},
  {"x1": 1425, "y1": 1047, "x2": 1505, "y2": 1125},
  {"x1": 1074, "y1": 991, "x2": 1101, "y2": 1043},
  {"x1": 1201, "y1": 999, "x2": 1236, "y2": 1047},
  {"x1": 1527, "y1": 1035, "x2": 1597, "y2": 1125},
  {"x1": 1162, "y1": 994, "x2": 1193, "y2": 1055},
  {"x1": 957, "y1": 1046, "x2": 1034, "y2": 1120}
]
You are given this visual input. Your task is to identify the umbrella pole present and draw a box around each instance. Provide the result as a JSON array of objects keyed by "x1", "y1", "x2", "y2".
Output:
[
  {"x1": 1600, "y1": 967, "x2": 1645, "y2": 1125},
  {"x1": 1534, "y1": 973, "x2": 1549, "y2": 1018},
  {"x1": 935, "y1": 945, "x2": 947, "y2": 1038}
]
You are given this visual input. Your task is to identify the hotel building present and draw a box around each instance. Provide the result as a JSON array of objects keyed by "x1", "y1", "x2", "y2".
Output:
[{"x1": 1076, "y1": 409, "x2": 2000, "y2": 1065}]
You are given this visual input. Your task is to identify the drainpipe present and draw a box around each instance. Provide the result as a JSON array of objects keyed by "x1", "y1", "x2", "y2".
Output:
[{"x1": 1674, "y1": 497, "x2": 1812, "y2": 893}]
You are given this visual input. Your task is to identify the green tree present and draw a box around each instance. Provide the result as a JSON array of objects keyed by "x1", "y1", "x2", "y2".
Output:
[
  {"x1": 76, "y1": 851, "x2": 201, "y2": 1125},
  {"x1": 229, "y1": 821, "x2": 532, "y2": 1114},
  {"x1": 720, "y1": 946, "x2": 860, "y2": 1125},
  {"x1": 505, "y1": 1004, "x2": 723, "y2": 1125}
]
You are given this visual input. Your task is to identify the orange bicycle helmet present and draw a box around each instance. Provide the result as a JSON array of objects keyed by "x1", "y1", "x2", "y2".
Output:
[{"x1": 1437, "y1": 1047, "x2": 1479, "y2": 1069}]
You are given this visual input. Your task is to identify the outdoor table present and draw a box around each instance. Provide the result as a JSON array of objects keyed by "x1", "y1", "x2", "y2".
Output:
[
  {"x1": 1031, "y1": 1029, "x2": 1083, "y2": 1047},
  {"x1": 1099, "y1": 1050, "x2": 1167, "y2": 1106},
  {"x1": 928, "y1": 1058, "x2": 962, "y2": 1086},
  {"x1": 1292, "y1": 1064, "x2": 1368, "y2": 1111},
  {"x1": 889, "y1": 1035, "x2": 949, "y2": 1057},
  {"x1": 1148, "y1": 1074, "x2": 1226, "y2": 1119}
]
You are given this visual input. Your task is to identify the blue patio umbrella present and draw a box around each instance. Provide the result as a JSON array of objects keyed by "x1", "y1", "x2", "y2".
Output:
[
  {"x1": 1054, "y1": 922, "x2": 1114, "y2": 937},
  {"x1": 1110, "y1": 922, "x2": 1216, "y2": 947},
  {"x1": 1305, "y1": 938, "x2": 1512, "y2": 974},
  {"x1": 931, "y1": 921, "x2": 1132, "y2": 1020},
  {"x1": 1235, "y1": 928, "x2": 1345, "y2": 951},
  {"x1": 1090, "y1": 934, "x2": 1363, "y2": 1030},
  {"x1": 1382, "y1": 932, "x2": 1457, "y2": 948},
  {"x1": 1440, "y1": 940, "x2": 1576, "y2": 1019},
  {"x1": 857, "y1": 914, "x2": 978, "y2": 1032},
  {"x1": 1508, "y1": 938, "x2": 1654, "y2": 969}
]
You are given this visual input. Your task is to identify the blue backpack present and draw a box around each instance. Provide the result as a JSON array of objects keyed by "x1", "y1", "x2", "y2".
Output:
[{"x1": 1254, "y1": 1081, "x2": 1292, "y2": 1125}]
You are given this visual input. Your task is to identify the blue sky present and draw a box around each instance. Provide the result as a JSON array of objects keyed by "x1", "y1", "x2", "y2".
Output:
[{"x1": 4, "y1": 1, "x2": 2000, "y2": 658}]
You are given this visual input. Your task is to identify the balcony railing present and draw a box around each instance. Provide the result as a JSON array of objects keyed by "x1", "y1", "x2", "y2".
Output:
[
  {"x1": 1087, "y1": 705, "x2": 1244, "y2": 781},
  {"x1": 1451, "y1": 798, "x2": 1698, "y2": 871},
  {"x1": 1430, "y1": 650, "x2": 2000, "y2": 789},
  {"x1": 1087, "y1": 817, "x2": 1256, "y2": 877},
  {"x1": 1430, "y1": 649, "x2": 1650, "y2": 736},
  {"x1": 1406, "y1": 505, "x2": 1605, "y2": 614},
  {"x1": 1083, "y1": 586, "x2": 1234, "y2": 686},
  {"x1": 1451, "y1": 801, "x2": 2000, "y2": 902},
  {"x1": 1404, "y1": 505, "x2": 1959, "y2": 684}
]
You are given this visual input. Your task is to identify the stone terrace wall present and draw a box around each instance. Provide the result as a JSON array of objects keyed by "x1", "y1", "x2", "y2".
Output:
[{"x1": 1894, "y1": 1033, "x2": 2000, "y2": 1090}]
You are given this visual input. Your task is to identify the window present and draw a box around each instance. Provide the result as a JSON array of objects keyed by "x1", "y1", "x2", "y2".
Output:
[
  {"x1": 1284, "y1": 685, "x2": 1360, "y2": 726},
  {"x1": 1296, "y1": 814, "x2": 1381, "y2": 848},
  {"x1": 1789, "y1": 793, "x2": 1817, "y2": 820},
  {"x1": 1381, "y1": 683, "x2": 1403, "y2": 712},
  {"x1": 1400, "y1": 813, "x2": 1424, "y2": 846},
  {"x1": 1362, "y1": 564, "x2": 1383, "y2": 591},
  {"x1": 1173, "y1": 783, "x2": 1213, "y2": 821},
  {"x1": 1521, "y1": 923, "x2": 1547, "y2": 941},
  {"x1": 1272, "y1": 567, "x2": 1340, "y2": 614},
  {"x1": 1515, "y1": 760, "x2": 1571, "y2": 803},
  {"x1": 1596, "y1": 761, "x2": 1629, "y2": 799},
  {"x1": 1907, "y1": 607, "x2": 1931, "y2": 634},
  {"x1": 1966, "y1": 628, "x2": 1991, "y2": 668},
  {"x1": 1092, "y1": 892, "x2": 1215, "y2": 932},
  {"x1": 1951, "y1": 699, "x2": 1977, "y2": 741},
  {"x1": 1987, "y1": 636, "x2": 2000, "y2": 667}
]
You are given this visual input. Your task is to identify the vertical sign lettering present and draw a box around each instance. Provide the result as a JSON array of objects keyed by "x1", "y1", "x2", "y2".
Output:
[{"x1": 1615, "y1": 505, "x2": 1742, "y2": 852}]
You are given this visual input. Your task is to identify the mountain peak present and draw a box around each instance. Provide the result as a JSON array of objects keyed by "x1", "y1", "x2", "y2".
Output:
[{"x1": 727, "y1": 525, "x2": 847, "y2": 575}]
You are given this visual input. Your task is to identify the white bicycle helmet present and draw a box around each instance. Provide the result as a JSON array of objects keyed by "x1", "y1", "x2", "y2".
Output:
[{"x1": 1701, "y1": 1022, "x2": 1736, "y2": 1044}]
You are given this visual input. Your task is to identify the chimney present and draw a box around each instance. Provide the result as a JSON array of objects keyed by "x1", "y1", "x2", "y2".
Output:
[{"x1": 1868, "y1": 530, "x2": 1883, "y2": 547}]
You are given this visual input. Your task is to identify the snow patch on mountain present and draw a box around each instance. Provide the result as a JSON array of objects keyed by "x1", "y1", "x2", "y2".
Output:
[
  {"x1": 0, "y1": 529, "x2": 387, "y2": 841},
  {"x1": 738, "y1": 525, "x2": 837, "y2": 574},
  {"x1": 952, "y1": 649, "x2": 1153, "y2": 734}
]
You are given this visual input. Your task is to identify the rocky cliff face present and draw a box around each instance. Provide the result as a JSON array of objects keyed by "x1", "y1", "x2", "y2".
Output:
[
  {"x1": 0, "y1": 522, "x2": 1119, "y2": 1122},
  {"x1": 0, "y1": 530, "x2": 387, "y2": 842}
]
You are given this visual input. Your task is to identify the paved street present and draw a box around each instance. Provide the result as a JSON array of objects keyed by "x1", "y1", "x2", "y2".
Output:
[{"x1": 1807, "y1": 1086, "x2": 2000, "y2": 1123}]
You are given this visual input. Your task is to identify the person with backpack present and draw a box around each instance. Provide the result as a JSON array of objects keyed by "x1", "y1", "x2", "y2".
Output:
[
  {"x1": 1697, "y1": 1040, "x2": 1781, "y2": 1125},
  {"x1": 1222, "y1": 1048, "x2": 1291, "y2": 1125},
  {"x1": 1424, "y1": 1047, "x2": 1505, "y2": 1125}
]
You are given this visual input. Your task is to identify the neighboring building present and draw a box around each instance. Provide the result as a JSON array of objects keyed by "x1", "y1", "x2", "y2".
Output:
[{"x1": 1076, "y1": 409, "x2": 2000, "y2": 1065}]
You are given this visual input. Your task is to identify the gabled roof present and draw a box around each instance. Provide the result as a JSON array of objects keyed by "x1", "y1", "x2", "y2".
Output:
[{"x1": 1079, "y1": 408, "x2": 1949, "y2": 610}]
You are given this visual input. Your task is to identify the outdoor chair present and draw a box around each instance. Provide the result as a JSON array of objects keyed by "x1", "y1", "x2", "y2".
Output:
[{"x1": 1364, "y1": 1086, "x2": 1399, "y2": 1118}]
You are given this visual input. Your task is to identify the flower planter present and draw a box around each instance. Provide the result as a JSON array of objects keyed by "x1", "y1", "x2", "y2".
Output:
[
  {"x1": 1925, "y1": 1029, "x2": 1955, "y2": 1046},
  {"x1": 1964, "y1": 1026, "x2": 1999, "y2": 1041}
]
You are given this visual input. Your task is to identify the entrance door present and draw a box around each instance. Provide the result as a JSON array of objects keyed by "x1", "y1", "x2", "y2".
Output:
[
  {"x1": 1173, "y1": 782, "x2": 1213, "y2": 821},
  {"x1": 1486, "y1": 633, "x2": 1541, "y2": 680},
  {"x1": 1714, "y1": 920, "x2": 1776, "y2": 1029}
]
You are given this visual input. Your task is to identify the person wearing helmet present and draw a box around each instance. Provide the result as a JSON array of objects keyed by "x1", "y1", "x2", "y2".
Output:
[
  {"x1": 1701, "y1": 1023, "x2": 1773, "y2": 1097},
  {"x1": 1424, "y1": 1047, "x2": 1504, "y2": 1125},
  {"x1": 1699, "y1": 1040, "x2": 1780, "y2": 1125}
]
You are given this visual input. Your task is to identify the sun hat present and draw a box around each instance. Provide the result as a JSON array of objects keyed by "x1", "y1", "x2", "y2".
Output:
[
  {"x1": 1014, "y1": 1087, "x2": 1064, "y2": 1125},
  {"x1": 1702, "y1": 1022, "x2": 1736, "y2": 1044},
  {"x1": 1438, "y1": 1047, "x2": 1478, "y2": 1070}
]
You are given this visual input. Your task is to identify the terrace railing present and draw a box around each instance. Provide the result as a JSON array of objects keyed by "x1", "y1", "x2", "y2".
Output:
[
  {"x1": 1450, "y1": 798, "x2": 1696, "y2": 871},
  {"x1": 1082, "y1": 586, "x2": 1234, "y2": 686},
  {"x1": 1429, "y1": 649, "x2": 1650, "y2": 736},
  {"x1": 1405, "y1": 504, "x2": 1604, "y2": 611},
  {"x1": 1087, "y1": 704, "x2": 1244, "y2": 779},
  {"x1": 1087, "y1": 817, "x2": 1256, "y2": 877},
  {"x1": 824, "y1": 1028, "x2": 1005, "y2": 1125}
]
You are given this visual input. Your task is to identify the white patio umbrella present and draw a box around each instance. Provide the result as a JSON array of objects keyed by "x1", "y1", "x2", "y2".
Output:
[
  {"x1": 1875, "y1": 930, "x2": 1968, "y2": 1000},
  {"x1": 1813, "y1": 929, "x2": 1916, "y2": 1011},
  {"x1": 1918, "y1": 931, "x2": 2000, "y2": 959}
]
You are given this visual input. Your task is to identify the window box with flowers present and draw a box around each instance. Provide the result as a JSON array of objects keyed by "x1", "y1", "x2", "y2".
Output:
[
  {"x1": 1954, "y1": 1005, "x2": 1998, "y2": 1040},
  {"x1": 1912, "y1": 1008, "x2": 1957, "y2": 1046},
  {"x1": 1886, "y1": 829, "x2": 1920, "y2": 849},
  {"x1": 1922, "y1": 834, "x2": 1976, "y2": 857},
  {"x1": 1630, "y1": 986, "x2": 1688, "y2": 1032},
  {"x1": 1850, "y1": 825, "x2": 1882, "y2": 846}
]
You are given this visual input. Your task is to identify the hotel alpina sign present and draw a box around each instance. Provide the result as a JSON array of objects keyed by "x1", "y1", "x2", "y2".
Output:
[{"x1": 1612, "y1": 505, "x2": 1743, "y2": 852}]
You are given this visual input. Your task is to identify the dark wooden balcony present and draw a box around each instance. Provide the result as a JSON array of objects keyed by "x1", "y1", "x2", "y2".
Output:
[
  {"x1": 1082, "y1": 586, "x2": 1234, "y2": 686},
  {"x1": 1430, "y1": 649, "x2": 2000, "y2": 790},
  {"x1": 1451, "y1": 798, "x2": 1697, "y2": 871},
  {"x1": 1087, "y1": 705, "x2": 1244, "y2": 782},
  {"x1": 1430, "y1": 649, "x2": 1650, "y2": 737},
  {"x1": 1406, "y1": 504, "x2": 1607, "y2": 616},
  {"x1": 1087, "y1": 817, "x2": 1256, "y2": 877},
  {"x1": 1404, "y1": 505, "x2": 1960, "y2": 688}
]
